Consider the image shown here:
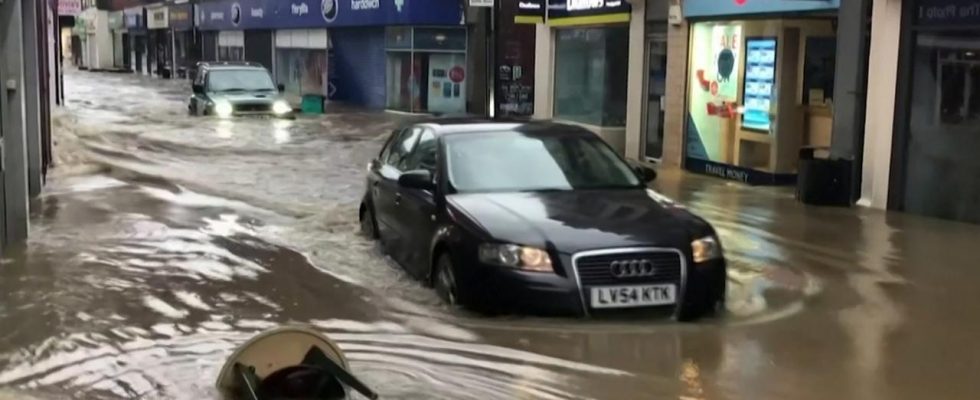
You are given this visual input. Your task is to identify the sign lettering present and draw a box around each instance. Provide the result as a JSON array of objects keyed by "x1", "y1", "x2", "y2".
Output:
[
  {"x1": 566, "y1": 0, "x2": 604, "y2": 11},
  {"x1": 291, "y1": 3, "x2": 309, "y2": 15},
  {"x1": 351, "y1": 0, "x2": 380, "y2": 10}
]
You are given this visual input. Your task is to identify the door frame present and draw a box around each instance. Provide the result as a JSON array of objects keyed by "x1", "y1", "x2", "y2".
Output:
[{"x1": 641, "y1": 27, "x2": 669, "y2": 164}]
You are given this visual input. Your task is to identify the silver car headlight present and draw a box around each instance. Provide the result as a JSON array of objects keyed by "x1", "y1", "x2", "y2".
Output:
[
  {"x1": 478, "y1": 243, "x2": 553, "y2": 273},
  {"x1": 213, "y1": 100, "x2": 233, "y2": 118},
  {"x1": 692, "y1": 236, "x2": 722, "y2": 263},
  {"x1": 272, "y1": 100, "x2": 291, "y2": 115}
]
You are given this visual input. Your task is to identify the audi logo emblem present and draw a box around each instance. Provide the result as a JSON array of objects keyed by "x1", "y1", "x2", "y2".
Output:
[{"x1": 610, "y1": 259, "x2": 657, "y2": 278}]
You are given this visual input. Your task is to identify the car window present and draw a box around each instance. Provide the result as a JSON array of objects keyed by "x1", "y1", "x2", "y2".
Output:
[
  {"x1": 385, "y1": 127, "x2": 423, "y2": 171},
  {"x1": 195, "y1": 70, "x2": 206, "y2": 86},
  {"x1": 378, "y1": 129, "x2": 400, "y2": 163},
  {"x1": 401, "y1": 130, "x2": 437, "y2": 172},
  {"x1": 206, "y1": 69, "x2": 276, "y2": 92},
  {"x1": 445, "y1": 131, "x2": 641, "y2": 192}
]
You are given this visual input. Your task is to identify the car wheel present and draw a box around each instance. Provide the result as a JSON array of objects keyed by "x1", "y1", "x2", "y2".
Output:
[
  {"x1": 434, "y1": 254, "x2": 459, "y2": 306},
  {"x1": 360, "y1": 203, "x2": 379, "y2": 239}
]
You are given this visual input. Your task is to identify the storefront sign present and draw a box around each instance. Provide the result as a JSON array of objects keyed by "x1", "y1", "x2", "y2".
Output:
[
  {"x1": 515, "y1": 0, "x2": 545, "y2": 23},
  {"x1": 147, "y1": 7, "x2": 169, "y2": 29},
  {"x1": 916, "y1": 0, "x2": 980, "y2": 25},
  {"x1": 546, "y1": 0, "x2": 630, "y2": 26},
  {"x1": 170, "y1": 3, "x2": 194, "y2": 31},
  {"x1": 108, "y1": 11, "x2": 125, "y2": 30},
  {"x1": 684, "y1": 0, "x2": 840, "y2": 17},
  {"x1": 515, "y1": 0, "x2": 629, "y2": 26},
  {"x1": 57, "y1": 0, "x2": 81, "y2": 16},
  {"x1": 124, "y1": 7, "x2": 144, "y2": 30},
  {"x1": 197, "y1": 0, "x2": 463, "y2": 30}
]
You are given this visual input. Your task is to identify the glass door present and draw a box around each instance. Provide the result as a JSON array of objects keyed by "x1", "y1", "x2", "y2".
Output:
[{"x1": 644, "y1": 29, "x2": 668, "y2": 161}]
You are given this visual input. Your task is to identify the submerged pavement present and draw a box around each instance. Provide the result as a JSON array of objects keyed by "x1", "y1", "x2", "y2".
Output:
[{"x1": 0, "y1": 70, "x2": 978, "y2": 399}]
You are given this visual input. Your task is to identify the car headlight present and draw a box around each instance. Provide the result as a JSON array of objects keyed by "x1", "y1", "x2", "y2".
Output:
[
  {"x1": 692, "y1": 236, "x2": 722, "y2": 263},
  {"x1": 213, "y1": 100, "x2": 233, "y2": 118},
  {"x1": 272, "y1": 100, "x2": 291, "y2": 115},
  {"x1": 478, "y1": 243, "x2": 553, "y2": 273}
]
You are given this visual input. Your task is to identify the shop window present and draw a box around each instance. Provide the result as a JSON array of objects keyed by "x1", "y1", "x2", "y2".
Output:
[
  {"x1": 385, "y1": 27, "x2": 467, "y2": 114},
  {"x1": 902, "y1": 31, "x2": 980, "y2": 223},
  {"x1": 554, "y1": 26, "x2": 628, "y2": 127},
  {"x1": 275, "y1": 48, "x2": 327, "y2": 104},
  {"x1": 413, "y1": 28, "x2": 466, "y2": 51},
  {"x1": 386, "y1": 27, "x2": 412, "y2": 49},
  {"x1": 386, "y1": 52, "x2": 416, "y2": 111}
]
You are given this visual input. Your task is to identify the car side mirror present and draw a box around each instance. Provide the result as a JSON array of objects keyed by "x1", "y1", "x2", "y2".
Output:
[
  {"x1": 635, "y1": 165, "x2": 657, "y2": 183},
  {"x1": 398, "y1": 170, "x2": 435, "y2": 191},
  {"x1": 277, "y1": 83, "x2": 285, "y2": 93},
  {"x1": 192, "y1": 83, "x2": 204, "y2": 94}
]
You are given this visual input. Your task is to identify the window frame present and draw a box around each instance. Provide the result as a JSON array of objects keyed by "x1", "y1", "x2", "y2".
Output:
[{"x1": 400, "y1": 129, "x2": 437, "y2": 173}]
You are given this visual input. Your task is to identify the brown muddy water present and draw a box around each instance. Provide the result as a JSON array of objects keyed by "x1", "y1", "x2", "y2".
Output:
[{"x1": 0, "y1": 70, "x2": 978, "y2": 399}]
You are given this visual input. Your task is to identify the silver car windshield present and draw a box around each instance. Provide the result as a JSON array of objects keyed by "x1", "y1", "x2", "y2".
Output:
[
  {"x1": 446, "y1": 131, "x2": 642, "y2": 193},
  {"x1": 207, "y1": 69, "x2": 276, "y2": 92}
]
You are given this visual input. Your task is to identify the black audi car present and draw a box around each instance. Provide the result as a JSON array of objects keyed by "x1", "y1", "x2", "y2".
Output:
[{"x1": 359, "y1": 121, "x2": 726, "y2": 320}]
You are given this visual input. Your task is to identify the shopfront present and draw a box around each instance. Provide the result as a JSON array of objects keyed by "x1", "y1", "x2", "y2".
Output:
[
  {"x1": 108, "y1": 11, "x2": 125, "y2": 68},
  {"x1": 197, "y1": 0, "x2": 464, "y2": 110},
  {"x1": 123, "y1": 7, "x2": 146, "y2": 74},
  {"x1": 384, "y1": 26, "x2": 467, "y2": 114},
  {"x1": 275, "y1": 29, "x2": 328, "y2": 106},
  {"x1": 495, "y1": 0, "x2": 536, "y2": 117},
  {"x1": 519, "y1": 0, "x2": 638, "y2": 152},
  {"x1": 887, "y1": 0, "x2": 980, "y2": 224},
  {"x1": 146, "y1": 5, "x2": 172, "y2": 77},
  {"x1": 641, "y1": 1, "x2": 671, "y2": 162},
  {"x1": 169, "y1": 2, "x2": 197, "y2": 79},
  {"x1": 681, "y1": 0, "x2": 840, "y2": 185}
]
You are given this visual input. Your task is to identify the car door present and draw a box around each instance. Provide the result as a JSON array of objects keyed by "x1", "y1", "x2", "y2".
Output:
[
  {"x1": 190, "y1": 69, "x2": 208, "y2": 115},
  {"x1": 391, "y1": 129, "x2": 440, "y2": 279},
  {"x1": 373, "y1": 127, "x2": 423, "y2": 260}
]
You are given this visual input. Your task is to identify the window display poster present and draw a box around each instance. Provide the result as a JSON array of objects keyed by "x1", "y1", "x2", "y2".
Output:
[
  {"x1": 275, "y1": 49, "x2": 327, "y2": 105},
  {"x1": 742, "y1": 38, "x2": 777, "y2": 132},
  {"x1": 686, "y1": 22, "x2": 742, "y2": 162}
]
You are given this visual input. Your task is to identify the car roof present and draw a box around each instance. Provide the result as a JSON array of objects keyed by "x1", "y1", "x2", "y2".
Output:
[
  {"x1": 197, "y1": 61, "x2": 267, "y2": 71},
  {"x1": 413, "y1": 119, "x2": 597, "y2": 137}
]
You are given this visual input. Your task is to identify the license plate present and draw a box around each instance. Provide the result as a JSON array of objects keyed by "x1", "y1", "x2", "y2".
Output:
[{"x1": 590, "y1": 284, "x2": 676, "y2": 309}]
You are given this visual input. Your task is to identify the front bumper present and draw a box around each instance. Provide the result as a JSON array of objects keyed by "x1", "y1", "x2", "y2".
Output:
[
  {"x1": 467, "y1": 263, "x2": 586, "y2": 316},
  {"x1": 456, "y1": 251, "x2": 726, "y2": 318}
]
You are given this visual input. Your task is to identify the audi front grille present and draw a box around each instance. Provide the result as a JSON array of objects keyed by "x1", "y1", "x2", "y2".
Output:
[{"x1": 574, "y1": 249, "x2": 684, "y2": 286}]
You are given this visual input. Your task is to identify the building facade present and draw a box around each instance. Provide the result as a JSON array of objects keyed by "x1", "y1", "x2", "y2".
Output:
[
  {"x1": 862, "y1": 0, "x2": 980, "y2": 225},
  {"x1": 1, "y1": 0, "x2": 56, "y2": 253},
  {"x1": 195, "y1": 0, "x2": 469, "y2": 112}
]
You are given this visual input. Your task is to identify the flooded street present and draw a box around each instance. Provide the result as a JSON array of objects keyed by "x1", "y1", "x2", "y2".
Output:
[{"x1": 1, "y1": 70, "x2": 979, "y2": 399}]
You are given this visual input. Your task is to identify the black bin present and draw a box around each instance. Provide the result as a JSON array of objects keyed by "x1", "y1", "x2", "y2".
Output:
[{"x1": 797, "y1": 147, "x2": 853, "y2": 207}]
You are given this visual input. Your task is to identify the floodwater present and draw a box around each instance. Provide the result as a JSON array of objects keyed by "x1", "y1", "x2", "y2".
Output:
[{"x1": 0, "y1": 70, "x2": 979, "y2": 399}]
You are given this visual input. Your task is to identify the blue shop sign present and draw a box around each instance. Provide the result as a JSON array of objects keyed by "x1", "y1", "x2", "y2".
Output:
[
  {"x1": 684, "y1": 0, "x2": 840, "y2": 18},
  {"x1": 197, "y1": 0, "x2": 463, "y2": 31},
  {"x1": 916, "y1": 0, "x2": 980, "y2": 25}
]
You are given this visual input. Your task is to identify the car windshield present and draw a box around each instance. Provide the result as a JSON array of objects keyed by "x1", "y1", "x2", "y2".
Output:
[
  {"x1": 207, "y1": 69, "x2": 276, "y2": 92},
  {"x1": 446, "y1": 131, "x2": 642, "y2": 193}
]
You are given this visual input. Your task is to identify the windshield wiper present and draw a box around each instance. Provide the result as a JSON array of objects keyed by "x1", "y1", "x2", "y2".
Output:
[
  {"x1": 221, "y1": 88, "x2": 248, "y2": 92},
  {"x1": 519, "y1": 188, "x2": 573, "y2": 193}
]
